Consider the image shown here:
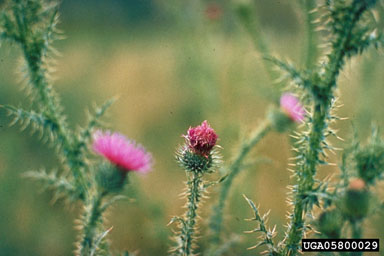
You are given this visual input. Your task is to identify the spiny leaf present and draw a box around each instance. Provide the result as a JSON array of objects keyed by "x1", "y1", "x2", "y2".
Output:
[
  {"x1": 264, "y1": 55, "x2": 311, "y2": 90},
  {"x1": 247, "y1": 240, "x2": 267, "y2": 250},
  {"x1": 100, "y1": 195, "x2": 127, "y2": 213},
  {"x1": 203, "y1": 173, "x2": 228, "y2": 189},
  {"x1": 243, "y1": 194, "x2": 259, "y2": 220},
  {"x1": 2, "y1": 104, "x2": 71, "y2": 151},
  {"x1": 90, "y1": 227, "x2": 113, "y2": 256},
  {"x1": 168, "y1": 216, "x2": 186, "y2": 227},
  {"x1": 243, "y1": 195, "x2": 279, "y2": 255},
  {"x1": 23, "y1": 169, "x2": 77, "y2": 201},
  {"x1": 77, "y1": 98, "x2": 116, "y2": 152},
  {"x1": 3, "y1": 104, "x2": 56, "y2": 132}
]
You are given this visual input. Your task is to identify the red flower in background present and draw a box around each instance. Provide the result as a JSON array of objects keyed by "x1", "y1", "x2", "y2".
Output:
[{"x1": 205, "y1": 3, "x2": 222, "y2": 21}]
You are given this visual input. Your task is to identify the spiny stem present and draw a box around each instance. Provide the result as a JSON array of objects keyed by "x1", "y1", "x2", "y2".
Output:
[
  {"x1": 283, "y1": 3, "x2": 369, "y2": 255},
  {"x1": 80, "y1": 190, "x2": 107, "y2": 256},
  {"x1": 181, "y1": 172, "x2": 203, "y2": 256},
  {"x1": 11, "y1": 2, "x2": 88, "y2": 197},
  {"x1": 209, "y1": 120, "x2": 271, "y2": 248},
  {"x1": 25, "y1": 46, "x2": 87, "y2": 198}
]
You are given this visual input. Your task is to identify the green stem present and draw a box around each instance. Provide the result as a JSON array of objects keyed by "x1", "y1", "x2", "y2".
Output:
[
  {"x1": 180, "y1": 172, "x2": 203, "y2": 256},
  {"x1": 23, "y1": 45, "x2": 87, "y2": 197},
  {"x1": 350, "y1": 221, "x2": 363, "y2": 256},
  {"x1": 234, "y1": 1, "x2": 278, "y2": 83},
  {"x1": 351, "y1": 221, "x2": 362, "y2": 239},
  {"x1": 300, "y1": 0, "x2": 318, "y2": 68},
  {"x1": 80, "y1": 190, "x2": 107, "y2": 256},
  {"x1": 283, "y1": 3, "x2": 368, "y2": 256},
  {"x1": 209, "y1": 121, "x2": 271, "y2": 248}
]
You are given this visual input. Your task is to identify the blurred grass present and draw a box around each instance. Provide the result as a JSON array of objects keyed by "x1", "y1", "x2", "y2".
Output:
[{"x1": 1, "y1": 1, "x2": 384, "y2": 255}]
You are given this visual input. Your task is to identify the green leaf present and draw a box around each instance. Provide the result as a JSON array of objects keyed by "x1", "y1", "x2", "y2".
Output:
[
  {"x1": 90, "y1": 227, "x2": 113, "y2": 256},
  {"x1": 1, "y1": 104, "x2": 60, "y2": 142},
  {"x1": 100, "y1": 195, "x2": 127, "y2": 213},
  {"x1": 264, "y1": 55, "x2": 311, "y2": 90},
  {"x1": 77, "y1": 98, "x2": 116, "y2": 152}
]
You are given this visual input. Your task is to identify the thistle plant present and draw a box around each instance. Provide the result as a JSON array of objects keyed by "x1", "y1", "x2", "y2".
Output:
[
  {"x1": 0, "y1": 0, "x2": 152, "y2": 255},
  {"x1": 80, "y1": 131, "x2": 152, "y2": 255},
  {"x1": 208, "y1": 92, "x2": 305, "y2": 253},
  {"x1": 280, "y1": 1, "x2": 382, "y2": 254},
  {"x1": 229, "y1": 0, "x2": 383, "y2": 255},
  {"x1": 339, "y1": 129, "x2": 384, "y2": 235},
  {"x1": 309, "y1": 128, "x2": 384, "y2": 256},
  {"x1": 170, "y1": 120, "x2": 220, "y2": 256}
]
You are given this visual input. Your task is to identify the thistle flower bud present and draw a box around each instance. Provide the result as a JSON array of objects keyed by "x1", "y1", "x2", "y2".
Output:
[
  {"x1": 178, "y1": 150, "x2": 214, "y2": 174},
  {"x1": 342, "y1": 178, "x2": 370, "y2": 221},
  {"x1": 95, "y1": 162, "x2": 128, "y2": 192},
  {"x1": 177, "y1": 120, "x2": 219, "y2": 173},
  {"x1": 268, "y1": 93, "x2": 305, "y2": 132},
  {"x1": 354, "y1": 142, "x2": 384, "y2": 184},
  {"x1": 317, "y1": 209, "x2": 344, "y2": 238}
]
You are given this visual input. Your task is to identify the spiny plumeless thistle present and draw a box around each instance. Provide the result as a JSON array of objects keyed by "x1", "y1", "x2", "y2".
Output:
[
  {"x1": 0, "y1": 0, "x2": 154, "y2": 255},
  {"x1": 171, "y1": 120, "x2": 220, "y2": 256},
  {"x1": 78, "y1": 130, "x2": 152, "y2": 256}
]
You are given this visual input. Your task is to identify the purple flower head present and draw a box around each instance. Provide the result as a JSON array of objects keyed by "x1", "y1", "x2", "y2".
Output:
[
  {"x1": 185, "y1": 120, "x2": 218, "y2": 157},
  {"x1": 92, "y1": 130, "x2": 152, "y2": 173},
  {"x1": 280, "y1": 93, "x2": 305, "y2": 123}
]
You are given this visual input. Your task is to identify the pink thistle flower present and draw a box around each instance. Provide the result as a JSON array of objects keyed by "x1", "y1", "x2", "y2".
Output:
[
  {"x1": 92, "y1": 130, "x2": 152, "y2": 173},
  {"x1": 280, "y1": 93, "x2": 305, "y2": 123},
  {"x1": 185, "y1": 120, "x2": 218, "y2": 157}
]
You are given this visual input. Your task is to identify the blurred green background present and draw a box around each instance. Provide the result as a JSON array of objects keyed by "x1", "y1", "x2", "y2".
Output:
[{"x1": 1, "y1": 1, "x2": 384, "y2": 255}]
